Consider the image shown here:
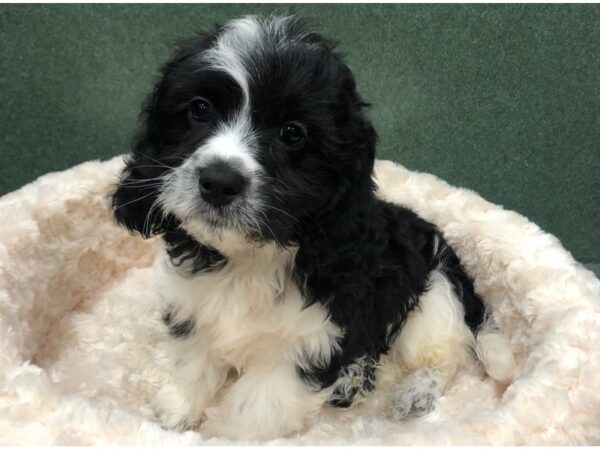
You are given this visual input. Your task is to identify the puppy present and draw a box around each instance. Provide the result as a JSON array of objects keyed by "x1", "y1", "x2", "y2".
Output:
[{"x1": 111, "y1": 15, "x2": 516, "y2": 440}]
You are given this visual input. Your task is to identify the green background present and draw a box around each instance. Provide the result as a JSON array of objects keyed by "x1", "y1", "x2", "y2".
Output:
[{"x1": 1, "y1": 4, "x2": 599, "y2": 272}]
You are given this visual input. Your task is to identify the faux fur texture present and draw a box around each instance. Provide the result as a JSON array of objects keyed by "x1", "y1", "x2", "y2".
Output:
[{"x1": 0, "y1": 156, "x2": 598, "y2": 445}]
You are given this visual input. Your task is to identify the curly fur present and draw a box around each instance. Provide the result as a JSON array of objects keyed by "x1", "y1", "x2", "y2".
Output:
[
  {"x1": 109, "y1": 15, "x2": 515, "y2": 439},
  {"x1": 1, "y1": 156, "x2": 599, "y2": 444}
]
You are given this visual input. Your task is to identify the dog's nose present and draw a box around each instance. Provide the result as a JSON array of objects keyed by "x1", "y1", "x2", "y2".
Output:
[{"x1": 198, "y1": 162, "x2": 248, "y2": 207}]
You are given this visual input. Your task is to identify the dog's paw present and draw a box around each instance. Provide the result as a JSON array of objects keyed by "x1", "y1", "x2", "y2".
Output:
[
  {"x1": 199, "y1": 405, "x2": 282, "y2": 441},
  {"x1": 394, "y1": 390, "x2": 437, "y2": 418},
  {"x1": 392, "y1": 370, "x2": 441, "y2": 420},
  {"x1": 199, "y1": 414, "x2": 236, "y2": 440},
  {"x1": 198, "y1": 406, "x2": 244, "y2": 440},
  {"x1": 153, "y1": 384, "x2": 198, "y2": 432}
]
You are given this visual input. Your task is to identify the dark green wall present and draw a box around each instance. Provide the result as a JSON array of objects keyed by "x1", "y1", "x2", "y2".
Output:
[{"x1": 1, "y1": 4, "x2": 599, "y2": 263}]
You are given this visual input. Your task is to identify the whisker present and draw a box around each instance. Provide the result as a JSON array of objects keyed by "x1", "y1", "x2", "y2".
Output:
[
  {"x1": 259, "y1": 175, "x2": 295, "y2": 191},
  {"x1": 117, "y1": 184, "x2": 163, "y2": 190},
  {"x1": 114, "y1": 191, "x2": 155, "y2": 211},
  {"x1": 143, "y1": 194, "x2": 165, "y2": 237},
  {"x1": 124, "y1": 165, "x2": 174, "y2": 171},
  {"x1": 261, "y1": 204, "x2": 300, "y2": 224},
  {"x1": 132, "y1": 151, "x2": 176, "y2": 170},
  {"x1": 120, "y1": 180, "x2": 164, "y2": 186},
  {"x1": 256, "y1": 210, "x2": 285, "y2": 248}
]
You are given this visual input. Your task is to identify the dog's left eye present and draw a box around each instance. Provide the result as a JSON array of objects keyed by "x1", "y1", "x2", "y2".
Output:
[
  {"x1": 189, "y1": 97, "x2": 213, "y2": 122},
  {"x1": 279, "y1": 122, "x2": 306, "y2": 147}
]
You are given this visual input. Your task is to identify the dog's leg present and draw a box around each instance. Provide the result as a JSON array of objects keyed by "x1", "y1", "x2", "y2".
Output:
[
  {"x1": 200, "y1": 360, "x2": 330, "y2": 440},
  {"x1": 382, "y1": 270, "x2": 476, "y2": 419},
  {"x1": 154, "y1": 335, "x2": 228, "y2": 431}
]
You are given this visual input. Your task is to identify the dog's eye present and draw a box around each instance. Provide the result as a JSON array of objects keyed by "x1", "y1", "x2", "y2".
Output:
[
  {"x1": 279, "y1": 122, "x2": 305, "y2": 146},
  {"x1": 189, "y1": 97, "x2": 213, "y2": 122}
]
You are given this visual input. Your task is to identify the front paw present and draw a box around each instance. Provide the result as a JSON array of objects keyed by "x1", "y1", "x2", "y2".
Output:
[
  {"x1": 392, "y1": 370, "x2": 441, "y2": 420},
  {"x1": 153, "y1": 384, "x2": 198, "y2": 432},
  {"x1": 199, "y1": 406, "x2": 273, "y2": 441},
  {"x1": 199, "y1": 407, "x2": 241, "y2": 440}
]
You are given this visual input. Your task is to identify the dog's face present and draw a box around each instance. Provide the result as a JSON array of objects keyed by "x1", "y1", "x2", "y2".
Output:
[{"x1": 113, "y1": 16, "x2": 377, "y2": 247}]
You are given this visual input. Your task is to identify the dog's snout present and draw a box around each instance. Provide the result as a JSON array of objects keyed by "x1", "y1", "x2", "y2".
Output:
[{"x1": 198, "y1": 162, "x2": 247, "y2": 207}]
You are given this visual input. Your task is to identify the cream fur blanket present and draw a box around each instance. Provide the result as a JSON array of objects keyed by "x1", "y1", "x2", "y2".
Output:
[{"x1": 0, "y1": 157, "x2": 599, "y2": 445}]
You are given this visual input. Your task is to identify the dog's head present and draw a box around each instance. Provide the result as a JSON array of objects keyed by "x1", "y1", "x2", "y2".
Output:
[{"x1": 112, "y1": 15, "x2": 377, "y2": 249}]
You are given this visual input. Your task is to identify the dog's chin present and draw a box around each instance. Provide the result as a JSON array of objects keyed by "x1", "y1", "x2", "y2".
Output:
[
  {"x1": 196, "y1": 205, "x2": 237, "y2": 230},
  {"x1": 170, "y1": 202, "x2": 264, "y2": 255}
]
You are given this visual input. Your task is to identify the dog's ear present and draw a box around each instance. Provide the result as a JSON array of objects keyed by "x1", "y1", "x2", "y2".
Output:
[
  {"x1": 336, "y1": 63, "x2": 378, "y2": 180},
  {"x1": 111, "y1": 60, "x2": 175, "y2": 237},
  {"x1": 112, "y1": 31, "x2": 221, "y2": 237},
  {"x1": 111, "y1": 132, "x2": 172, "y2": 238},
  {"x1": 348, "y1": 105, "x2": 377, "y2": 177}
]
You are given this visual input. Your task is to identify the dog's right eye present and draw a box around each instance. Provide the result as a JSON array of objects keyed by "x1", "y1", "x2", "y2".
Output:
[{"x1": 189, "y1": 97, "x2": 213, "y2": 122}]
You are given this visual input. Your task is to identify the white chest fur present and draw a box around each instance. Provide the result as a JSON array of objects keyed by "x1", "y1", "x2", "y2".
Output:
[
  {"x1": 151, "y1": 240, "x2": 514, "y2": 439},
  {"x1": 154, "y1": 243, "x2": 341, "y2": 371}
]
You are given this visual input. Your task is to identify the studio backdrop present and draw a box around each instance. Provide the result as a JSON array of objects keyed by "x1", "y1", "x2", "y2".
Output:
[{"x1": 1, "y1": 4, "x2": 598, "y2": 270}]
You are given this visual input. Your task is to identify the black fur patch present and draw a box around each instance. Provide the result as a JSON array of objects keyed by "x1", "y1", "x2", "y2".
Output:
[
  {"x1": 162, "y1": 308, "x2": 196, "y2": 339},
  {"x1": 294, "y1": 199, "x2": 486, "y2": 406},
  {"x1": 164, "y1": 229, "x2": 226, "y2": 275}
]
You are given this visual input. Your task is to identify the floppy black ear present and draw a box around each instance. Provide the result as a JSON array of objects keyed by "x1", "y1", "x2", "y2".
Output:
[
  {"x1": 348, "y1": 107, "x2": 377, "y2": 176},
  {"x1": 111, "y1": 134, "x2": 173, "y2": 238},
  {"x1": 112, "y1": 30, "x2": 220, "y2": 237},
  {"x1": 112, "y1": 63, "x2": 180, "y2": 238},
  {"x1": 111, "y1": 36, "x2": 176, "y2": 237},
  {"x1": 337, "y1": 63, "x2": 378, "y2": 182}
]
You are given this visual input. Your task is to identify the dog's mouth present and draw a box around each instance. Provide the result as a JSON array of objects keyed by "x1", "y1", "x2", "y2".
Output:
[
  {"x1": 184, "y1": 194, "x2": 262, "y2": 237},
  {"x1": 197, "y1": 201, "x2": 241, "y2": 228}
]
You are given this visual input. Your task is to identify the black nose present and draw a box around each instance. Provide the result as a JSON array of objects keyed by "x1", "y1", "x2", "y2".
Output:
[{"x1": 198, "y1": 162, "x2": 248, "y2": 207}]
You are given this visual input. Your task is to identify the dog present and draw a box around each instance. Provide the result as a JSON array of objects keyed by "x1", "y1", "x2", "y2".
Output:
[{"x1": 111, "y1": 15, "x2": 516, "y2": 440}]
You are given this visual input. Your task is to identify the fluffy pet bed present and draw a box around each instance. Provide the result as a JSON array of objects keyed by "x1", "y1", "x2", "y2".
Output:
[{"x1": 0, "y1": 156, "x2": 599, "y2": 445}]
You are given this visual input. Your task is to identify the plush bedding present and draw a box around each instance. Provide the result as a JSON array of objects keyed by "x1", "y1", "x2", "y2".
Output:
[{"x1": 0, "y1": 157, "x2": 598, "y2": 445}]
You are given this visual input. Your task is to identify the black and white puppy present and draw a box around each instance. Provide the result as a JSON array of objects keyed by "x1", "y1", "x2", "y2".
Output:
[{"x1": 112, "y1": 15, "x2": 516, "y2": 440}]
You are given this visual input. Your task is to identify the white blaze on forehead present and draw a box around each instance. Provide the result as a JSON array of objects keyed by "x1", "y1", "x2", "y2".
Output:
[
  {"x1": 204, "y1": 15, "x2": 264, "y2": 112},
  {"x1": 197, "y1": 15, "x2": 305, "y2": 174},
  {"x1": 199, "y1": 16, "x2": 272, "y2": 175},
  {"x1": 203, "y1": 15, "x2": 303, "y2": 111}
]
